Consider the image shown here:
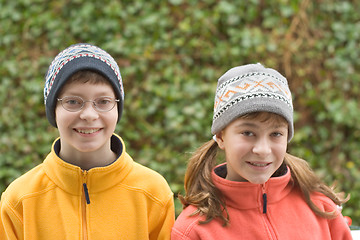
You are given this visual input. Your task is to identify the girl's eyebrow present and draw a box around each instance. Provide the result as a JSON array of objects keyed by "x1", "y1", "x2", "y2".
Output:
[
  {"x1": 234, "y1": 121, "x2": 288, "y2": 129},
  {"x1": 233, "y1": 122, "x2": 258, "y2": 128},
  {"x1": 271, "y1": 123, "x2": 288, "y2": 129}
]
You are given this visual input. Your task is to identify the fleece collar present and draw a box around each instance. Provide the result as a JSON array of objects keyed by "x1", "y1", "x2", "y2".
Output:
[
  {"x1": 43, "y1": 134, "x2": 133, "y2": 196},
  {"x1": 212, "y1": 163, "x2": 293, "y2": 210}
]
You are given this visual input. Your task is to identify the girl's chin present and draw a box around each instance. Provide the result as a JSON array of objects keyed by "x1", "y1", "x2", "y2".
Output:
[{"x1": 246, "y1": 176, "x2": 271, "y2": 185}]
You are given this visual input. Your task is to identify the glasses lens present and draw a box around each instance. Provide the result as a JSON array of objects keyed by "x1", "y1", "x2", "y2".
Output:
[
  {"x1": 94, "y1": 97, "x2": 115, "y2": 111},
  {"x1": 62, "y1": 96, "x2": 83, "y2": 111}
]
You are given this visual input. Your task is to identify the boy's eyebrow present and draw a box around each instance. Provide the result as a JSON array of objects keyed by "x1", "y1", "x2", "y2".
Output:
[{"x1": 60, "y1": 91, "x2": 114, "y2": 97}]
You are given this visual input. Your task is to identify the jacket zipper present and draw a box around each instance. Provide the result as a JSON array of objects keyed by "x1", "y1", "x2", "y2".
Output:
[
  {"x1": 261, "y1": 183, "x2": 276, "y2": 239},
  {"x1": 82, "y1": 171, "x2": 90, "y2": 240},
  {"x1": 262, "y1": 184, "x2": 267, "y2": 214}
]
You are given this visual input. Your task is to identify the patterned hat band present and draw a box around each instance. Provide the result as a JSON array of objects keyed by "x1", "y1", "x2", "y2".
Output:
[
  {"x1": 44, "y1": 44, "x2": 123, "y2": 103},
  {"x1": 211, "y1": 63, "x2": 294, "y2": 141}
]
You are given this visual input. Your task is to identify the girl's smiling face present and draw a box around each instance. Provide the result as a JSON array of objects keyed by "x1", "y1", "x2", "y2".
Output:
[{"x1": 215, "y1": 112, "x2": 288, "y2": 184}]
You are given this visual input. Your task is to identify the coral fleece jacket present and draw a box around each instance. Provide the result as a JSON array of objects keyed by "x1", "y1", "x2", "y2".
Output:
[
  {"x1": 171, "y1": 164, "x2": 352, "y2": 240},
  {"x1": 0, "y1": 134, "x2": 175, "y2": 240}
]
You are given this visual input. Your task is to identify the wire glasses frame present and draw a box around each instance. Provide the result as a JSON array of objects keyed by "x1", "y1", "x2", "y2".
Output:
[{"x1": 57, "y1": 96, "x2": 119, "y2": 112}]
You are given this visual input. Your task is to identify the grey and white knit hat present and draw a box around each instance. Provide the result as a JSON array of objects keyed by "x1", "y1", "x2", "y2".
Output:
[
  {"x1": 44, "y1": 43, "x2": 124, "y2": 127},
  {"x1": 211, "y1": 63, "x2": 294, "y2": 141}
]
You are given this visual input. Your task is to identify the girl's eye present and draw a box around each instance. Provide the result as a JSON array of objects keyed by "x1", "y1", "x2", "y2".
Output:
[
  {"x1": 242, "y1": 131, "x2": 254, "y2": 137},
  {"x1": 271, "y1": 132, "x2": 283, "y2": 137}
]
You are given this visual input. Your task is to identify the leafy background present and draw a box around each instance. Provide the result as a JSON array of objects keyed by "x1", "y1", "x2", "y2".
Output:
[{"x1": 0, "y1": 0, "x2": 359, "y2": 226}]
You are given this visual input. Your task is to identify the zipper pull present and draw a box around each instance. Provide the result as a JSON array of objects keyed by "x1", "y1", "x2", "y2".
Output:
[
  {"x1": 262, "y1": 193, "x2": 267, "y2": 214},
  {"x1": 83, "y1": 183, "x2": 90, "y2": 204},
  {"x1": 82, "y1": 171, "x2": 90, "y2": 204},
  {"x1": 262, "y1": 184, "x2": 267, "y2": 214}
]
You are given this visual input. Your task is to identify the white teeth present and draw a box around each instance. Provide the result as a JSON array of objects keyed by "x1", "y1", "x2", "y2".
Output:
[
  {"x1": 76, "y1": 129, "x2": 100, "y2": 134},
  {"x1": 249, "y1": 162, "x2": 269, "y2": 167}
]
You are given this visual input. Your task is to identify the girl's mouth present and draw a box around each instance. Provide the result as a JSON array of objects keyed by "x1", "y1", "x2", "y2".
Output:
[{"x1": 247, "y1": 162, "x2": 271, "y2": 167}]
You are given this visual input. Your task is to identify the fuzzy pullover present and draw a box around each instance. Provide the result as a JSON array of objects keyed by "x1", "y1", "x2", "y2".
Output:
[
  {"x1": 171, "y1": 164, "x2": 351, "y2": 240},
  {"x1": 0, "y1": 134, "x2": 175, "y2": 240}
]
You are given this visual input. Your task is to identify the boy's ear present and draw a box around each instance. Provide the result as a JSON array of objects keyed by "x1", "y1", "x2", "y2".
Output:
[{"x1": 215, "y1": 132, "x2": 225, "y2": 150}]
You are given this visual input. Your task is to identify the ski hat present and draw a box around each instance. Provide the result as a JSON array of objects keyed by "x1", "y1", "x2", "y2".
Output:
[
  {"x1": 44, "y1": 43, "x2": 124, "y2": 127},
  {"x1": 211, "y1": 63, "x2": 294, "y2": 142}
]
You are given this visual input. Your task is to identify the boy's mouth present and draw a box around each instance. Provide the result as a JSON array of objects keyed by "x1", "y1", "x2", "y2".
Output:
[{"x1": 75, "y1": 128, "x2": 101, "y2": 134}]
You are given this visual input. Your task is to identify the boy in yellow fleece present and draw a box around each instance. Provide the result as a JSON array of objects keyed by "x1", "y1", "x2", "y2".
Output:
[{"x1": 0, "y1": 43, "x2": 175, "y2": 240}]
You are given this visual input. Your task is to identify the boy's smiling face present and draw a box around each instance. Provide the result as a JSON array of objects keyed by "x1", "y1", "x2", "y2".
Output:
[{"x1": 55, "y1": 80, "x2": 118, "y2": 160}]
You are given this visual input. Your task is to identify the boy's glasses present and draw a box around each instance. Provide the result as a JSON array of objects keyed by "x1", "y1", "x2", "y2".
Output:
[{"x1": 57, "y1": 96, "x2": 119, "y2": 112}]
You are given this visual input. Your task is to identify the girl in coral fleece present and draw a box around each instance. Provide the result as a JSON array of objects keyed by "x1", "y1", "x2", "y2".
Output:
[{"x1": 171, "y1": 63, "x2": 352, "y2": 240}]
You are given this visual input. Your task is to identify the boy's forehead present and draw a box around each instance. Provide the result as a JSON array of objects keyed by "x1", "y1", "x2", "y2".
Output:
[
  {"x1": 59, "y1": 80, "x2": 116, "y2": 97},
  {"x1": 67, "y1": 70, "x2": 110, "y2": 84}
]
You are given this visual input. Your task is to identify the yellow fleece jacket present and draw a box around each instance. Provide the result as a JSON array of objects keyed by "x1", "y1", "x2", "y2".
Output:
[{"x1": 0, "y1": 135, "x2": 175, "y2": 240}]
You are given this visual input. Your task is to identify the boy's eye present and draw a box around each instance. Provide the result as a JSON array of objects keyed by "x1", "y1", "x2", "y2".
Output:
[
  {"x1": 96, "y1": 98, "x2": 111, "y2": 105},
  {"x1": 65, "y1": 98, "x2": 82, "y2": 105}
]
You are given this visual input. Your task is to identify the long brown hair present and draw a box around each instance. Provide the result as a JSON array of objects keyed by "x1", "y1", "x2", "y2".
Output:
[{"x1": 179, "y1": 112, "x2": 348, "y2": 226}]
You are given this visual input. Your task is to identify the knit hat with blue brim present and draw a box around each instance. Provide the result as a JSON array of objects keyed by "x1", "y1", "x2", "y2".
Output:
[
  {"x1": 44, "y1": 43, "x2": 124, "y2": 127},
  {"x1": 211, "y1": 63, "x2": 294, "y2": 142}
]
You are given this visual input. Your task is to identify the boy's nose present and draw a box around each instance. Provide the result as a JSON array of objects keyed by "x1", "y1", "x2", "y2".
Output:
[
  {"x1": 252, "y1": 137, "x2": 272, "y2": 156},
  {"x1": 79, "y1": 102, "x2": 99, "y2": 121}
]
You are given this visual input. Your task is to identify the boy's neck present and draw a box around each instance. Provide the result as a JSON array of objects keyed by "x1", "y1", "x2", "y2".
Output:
[{"x1": 58, "y1": 141, "x2": 118, "y2": 170}]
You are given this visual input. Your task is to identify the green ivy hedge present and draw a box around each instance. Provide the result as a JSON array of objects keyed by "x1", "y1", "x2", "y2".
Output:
[{"x1": 1, "y1": 0, "x2": 359, "y2": 225}]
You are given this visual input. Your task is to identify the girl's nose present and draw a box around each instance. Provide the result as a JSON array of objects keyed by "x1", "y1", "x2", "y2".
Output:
[{"x1": 252, "y1": 137, "x2": 272, "y2": 156}]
